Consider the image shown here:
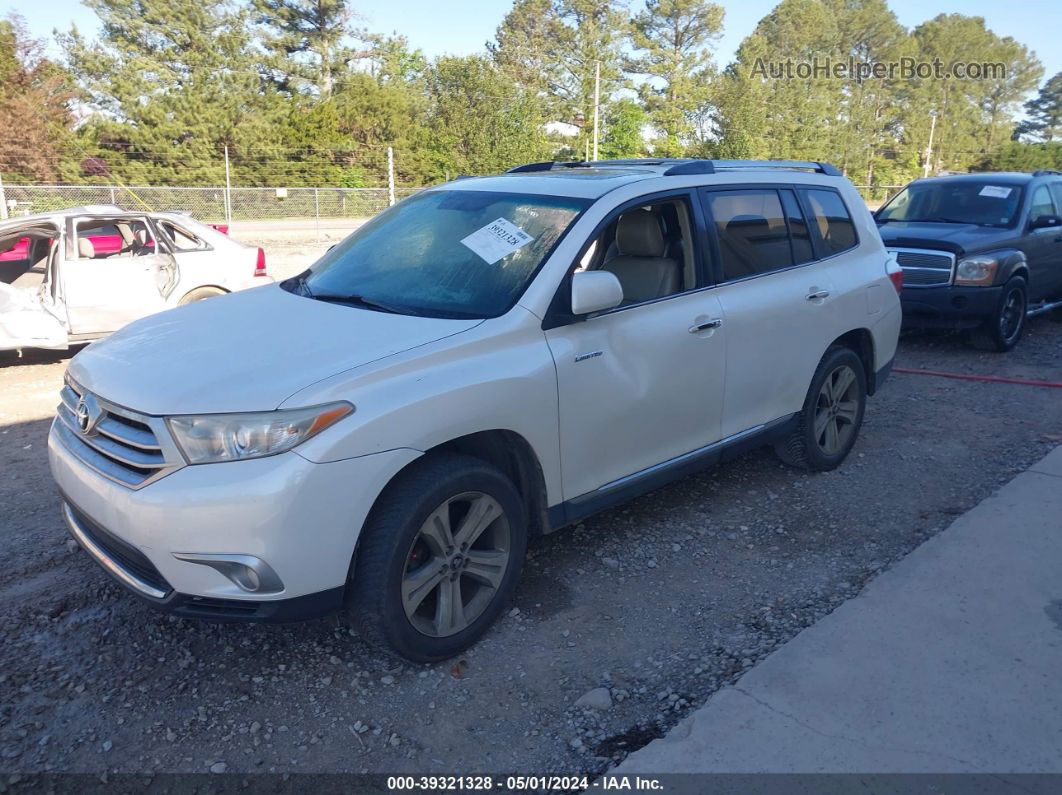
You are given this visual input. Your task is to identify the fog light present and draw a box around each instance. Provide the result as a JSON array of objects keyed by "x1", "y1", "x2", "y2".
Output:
[{"x1": 172, "y1": 553, "x2": 283, "y2": 593}]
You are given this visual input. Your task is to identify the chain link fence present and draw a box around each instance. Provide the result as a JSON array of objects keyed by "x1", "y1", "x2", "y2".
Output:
[
  {"x1": 0, "y1": 184, "x2": 426, "y2": 223},
  {"x1": 1, "y1": 182, "x2": 903, "y2": 223}
]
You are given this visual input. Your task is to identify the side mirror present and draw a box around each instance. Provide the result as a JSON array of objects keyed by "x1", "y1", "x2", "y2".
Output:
[
  {"x1": 1030, "y1": 214, "x2": 1062, "y2": 230},
  {"x1": 571, "y1": 270, "x2": 624, "y2": 315}
]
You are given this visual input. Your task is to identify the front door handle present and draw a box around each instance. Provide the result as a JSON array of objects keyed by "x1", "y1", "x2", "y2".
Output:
[
  {"x1": 806, "y1": 289, "x2": 830, "y2": 301},
  {"x1": 689, "y1": 319, "x2": 723, "y2": 333}
]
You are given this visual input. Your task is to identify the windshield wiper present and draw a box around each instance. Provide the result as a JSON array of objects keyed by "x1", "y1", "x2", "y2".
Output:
[
  {"x1": 905, "y1": 217, "x2": 974, "y2": 225},
  {"x1": 309, "y1": 292, "x2": 414, "y2": 315}
]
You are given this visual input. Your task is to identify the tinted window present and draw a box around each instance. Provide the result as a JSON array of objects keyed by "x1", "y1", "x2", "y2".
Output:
[
  {"x1": 780, "y1": 189, "x2": 814, "y2": 264},
  {"x1": 706, "y1": 189, "x2": 793, "y2": 281},
  {"x1": 803, "y1": 190, "x2": 857, "y2": 255},
  {"x1": 296, "y1": 190, "x2": 588, "y2": 319},
  {"x1": 1030, "y1": 185, "x2": 1056, "y2": 221}
]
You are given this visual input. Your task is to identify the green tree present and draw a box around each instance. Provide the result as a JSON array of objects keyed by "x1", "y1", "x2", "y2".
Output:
[
  {"x1": 824, "y1": 0, "x2": 911, "y2": 185},
  {"x1": 1014, "y1": 72, "x2": 1062, "y2": 142},
  {"x1": 712, "y1": 0, "x2": 843, "y2": 161},
  {"x1": 0, "y1": 15, "x2": 75, "y2": 182},
  {"x1": 61, "y1": 0, "x2": 280, "y2": 186},
  {"x1": 598, "y1": 97, "x2": 647, "y2": 158},
  {"x1": 253, "y1": 0, "x2": 367, "y2": 98},
  {"x1": 912, "y1": 14, "x2": 1042, "y2": 173},
  {"x1": 492, "y1": 0, "x2": 628, "y2": 157},
  {"x1": 423, "y1": 55, "x2": 549, "y2": 177},
  {"x1": 627, "y1": 0, "x2": 724, "y2": 157},
  {"x1": 975, "y1": 141, "x2": 1062, "y2": 171}
]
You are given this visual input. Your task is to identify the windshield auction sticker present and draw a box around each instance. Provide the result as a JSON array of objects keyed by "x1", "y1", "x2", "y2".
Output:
[
  {"x1": 460, "y1": 218, "x2": 533, "y2": 264},
  {"x1": 979, "y1": 185, "x2": 1012, "y2": 199}
]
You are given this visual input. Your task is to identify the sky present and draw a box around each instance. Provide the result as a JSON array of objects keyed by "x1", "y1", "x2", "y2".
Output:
[{"x1": 9, "y1": 0, "x2": 1062, "y2": 84}]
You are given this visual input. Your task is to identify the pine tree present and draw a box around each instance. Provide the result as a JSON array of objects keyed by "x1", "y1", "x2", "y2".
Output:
[
  {"x1": 492, "y1": 0, "x2": 629, "y2": 157},
  {"x1": 424, "y1": 55, "x2": 549, "y2": 177},
  {"x1": 61, "y1": 0, "x2": 281, "y2": 186},
  {"x1": 1014, "y1": 72, "x2": 1062, "y2": 143},
  {"x1": 627, "y1": 0, "x2": 724, "y2": 157},
  {"x1": 254, "y1": 0, "x2": 366, "y2": 98}
]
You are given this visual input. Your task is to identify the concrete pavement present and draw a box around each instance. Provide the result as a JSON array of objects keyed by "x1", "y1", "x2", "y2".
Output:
[{"x1": 616, "y1": 446, "x2": 1062, "y2": 774}]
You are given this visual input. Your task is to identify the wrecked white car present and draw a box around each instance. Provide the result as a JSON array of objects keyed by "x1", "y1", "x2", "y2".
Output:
[{"x1": 0, "y1": 206, "x2": 272, "y2": 352}]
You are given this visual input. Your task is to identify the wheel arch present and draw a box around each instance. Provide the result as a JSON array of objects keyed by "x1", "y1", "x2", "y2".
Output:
[
  {"x1": 178, "y1": 284, "x2": 230, "y2": 303},
  {"x1": 828, "y1": 328, "x2": 878, "y2": 394}
]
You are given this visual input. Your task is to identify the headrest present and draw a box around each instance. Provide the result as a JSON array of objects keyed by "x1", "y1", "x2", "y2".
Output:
[
  {"x1": 616, "y1": 211, "x2": 665, "y2": 258},
  {"x1": 78, "y1": 238, "x2": 95, "y2": 259}
]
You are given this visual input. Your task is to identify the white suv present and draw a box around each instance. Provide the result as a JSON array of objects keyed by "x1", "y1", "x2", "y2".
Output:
[{"x1": 48, "y1": 160, "x2": 902, "y2": 661}]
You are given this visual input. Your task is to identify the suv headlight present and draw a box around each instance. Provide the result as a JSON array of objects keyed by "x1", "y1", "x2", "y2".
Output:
[
  {"x1": 954, "y1": 255, "x2": 999, "y2": 286},
  {"x1": 167, "y1": 402, "x2": 353, "y2": 464}
]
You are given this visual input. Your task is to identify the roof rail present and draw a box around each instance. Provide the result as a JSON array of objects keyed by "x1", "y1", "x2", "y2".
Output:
[
  {"x1": 1033, "y1": 169, "x2": 1062, "y2": 177},
  {"x1": 505, "y1": 158, "x2": 845, "y2": 177},
  {"x1": 664, "y1": 160, "x2": 843, "y2": 177}
]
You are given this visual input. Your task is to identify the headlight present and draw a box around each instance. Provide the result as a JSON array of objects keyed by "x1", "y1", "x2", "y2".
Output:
[
  {"x1": 954, "y1": 255, "x2": 999, "y2": 286},
  {"x1": 167, "y1": 402, "x2": 353, "y2": 464}
]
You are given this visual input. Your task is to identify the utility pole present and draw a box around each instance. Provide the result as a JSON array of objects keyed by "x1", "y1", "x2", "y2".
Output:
[
  {"x1": 592, "y1": 60, "x2": 600, "y2": 162},
  {"x1": 923, "y1": 114, "x2": 937, "y2": 178},
  {"x1": 387, "y1": 146, "x2": 396, "y2": 207},
  {"x1": 223, "y1": 144, "x2": 233, "y2": 224}
]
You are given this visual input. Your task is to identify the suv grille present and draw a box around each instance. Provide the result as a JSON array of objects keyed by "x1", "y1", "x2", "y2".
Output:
[
  {"x1": 55, "y1": 380, "x2": 183, "y2": 489},
  {"x1": 890, "y1": 248, "x2": 954, "y2": 287}
]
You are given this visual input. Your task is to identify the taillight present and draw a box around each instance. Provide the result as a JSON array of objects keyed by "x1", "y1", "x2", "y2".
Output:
[
  {"x1": 889, "y1": 269, "x2": 903, "y2": 294},
  {"x1": 254, "y1": 247, "x2": 268, "y2": 277}
]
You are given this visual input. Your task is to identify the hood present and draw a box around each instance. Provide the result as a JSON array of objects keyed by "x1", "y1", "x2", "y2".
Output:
[
  {"x1": 68, "y1": 284, "x2": 482, "y2": 415},
  {"x1": 876, "y1": 221, "x2": 1019, "y2": 256}
]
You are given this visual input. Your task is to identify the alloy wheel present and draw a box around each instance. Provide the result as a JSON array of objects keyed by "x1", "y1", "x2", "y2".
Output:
[
  {"x1": 999, "y1": 286, "x2": 1025, "y2": 343},
  {"x1": 813, "y1": 364, "x2": 860, "y2": 456},
  {"x1": 401, "y1": 491, "x2": 511, "y2": 637}
]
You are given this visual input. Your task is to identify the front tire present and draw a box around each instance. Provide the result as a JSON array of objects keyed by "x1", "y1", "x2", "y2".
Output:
[
  {"x1": 775, "y1": 346, "x2": 867, "y2": 472},
  {"x1": 982, "y1": 276, "x2": 1026, "y2": 352},
  {"x1": 346, "y1": 453, "x2": 527, "y2": 662}
]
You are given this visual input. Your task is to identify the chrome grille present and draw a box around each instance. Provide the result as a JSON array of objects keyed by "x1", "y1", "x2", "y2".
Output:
[
  {"x1": 55, "y1": 379, "x2": 183, "y2": 489},
  {"x1": 889, "y1": 248, "x2": 955, "y2": 288}
]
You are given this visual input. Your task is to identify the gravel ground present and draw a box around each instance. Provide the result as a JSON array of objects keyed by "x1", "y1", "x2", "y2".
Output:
[{"x1": 0, "y1": 313, "x2": 1060, "y2": 776}]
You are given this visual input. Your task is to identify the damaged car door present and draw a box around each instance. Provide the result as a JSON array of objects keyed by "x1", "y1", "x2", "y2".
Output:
[
  {"x1": 0, "y1": 221, "x2": 69, "y2": 352},
  {"x1": 60, "y1": 215, "x2": 179, "y2": 337}
]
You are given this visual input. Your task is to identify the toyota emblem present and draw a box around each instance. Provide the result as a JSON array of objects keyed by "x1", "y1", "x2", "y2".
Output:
[{"x1": 74, "y1": 394, "x2": 101, "y2": 435}]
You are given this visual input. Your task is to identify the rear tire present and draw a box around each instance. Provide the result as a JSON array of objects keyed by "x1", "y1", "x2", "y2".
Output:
[
  {"x1": 775, "y1": 346, "x2": 867, "y2": 472},
  {"x1": 178, "y1": 286, "x2": 227, "y2": 305},
  {"x1": 346, "y1": 453, "x2": 527, "y2": 663},
  {"x1": 980, "y1": 276, "x2": 1026, "y2": 352}
]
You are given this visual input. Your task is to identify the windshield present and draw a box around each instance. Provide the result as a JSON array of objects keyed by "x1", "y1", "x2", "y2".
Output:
[
  {"x1": 288, "y1": 190, "x2": 589, "y2": 318},
  {"x1": 876, "y1": 180, "x2": 1024, "y2": 227}
]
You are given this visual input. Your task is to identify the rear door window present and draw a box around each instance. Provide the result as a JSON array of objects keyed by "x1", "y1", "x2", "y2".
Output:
[
  {"x1": 703, "y1": 189, "x2": 794, "y2": 282},
  {"x1": 158, "y1": 221, "x2": 207, "y2": 251},
  {"x1": 801, "y1": 189, "x2": 857, "y2": 256}
]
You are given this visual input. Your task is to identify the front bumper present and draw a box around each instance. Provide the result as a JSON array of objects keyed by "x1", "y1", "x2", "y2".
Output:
[
  {"x1": 49, "y1": 417, "x2": 420, "y2": 615},
  {"x1": 900, "y1": 285, "x2": 1003, "y2": 329}
]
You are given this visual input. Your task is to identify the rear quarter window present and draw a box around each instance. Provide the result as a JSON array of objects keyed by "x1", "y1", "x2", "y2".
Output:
[{"x1": 802, "y1": 189, "x2": 858, "y2": 256}]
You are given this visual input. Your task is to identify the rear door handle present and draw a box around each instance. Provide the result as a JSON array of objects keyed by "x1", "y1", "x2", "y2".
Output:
[
  {"x1": 689, "y1": 319, "x2": 723, "y2": 333},
  {"x1": 806, "y1": 290, "x2": 830, "y2": 301}
]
